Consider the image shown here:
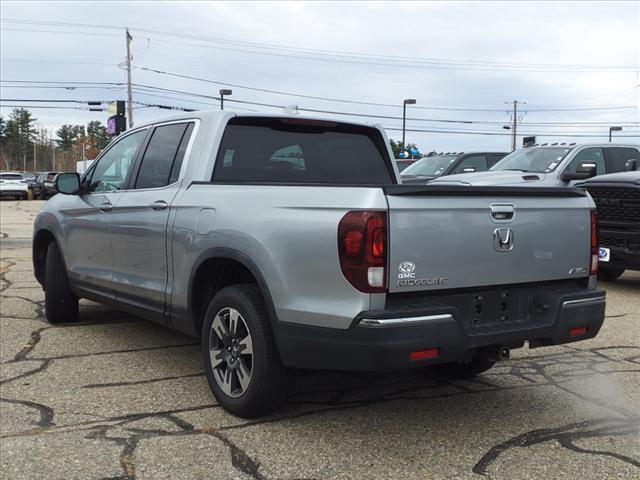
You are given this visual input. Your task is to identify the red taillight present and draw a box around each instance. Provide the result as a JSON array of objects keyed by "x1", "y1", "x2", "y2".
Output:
[
  {"x1": 570, "y1": 327, "x2": 588, "y2": 338},
  {"x1": 590, "y1": 210, "x2": 598, "y2": 275},
  {"x1": 409, "y1": 348, "x2": 440, "y2": 361},
  {"x1": 338, "y1": 211, "x2": 387, "y2": 293}
]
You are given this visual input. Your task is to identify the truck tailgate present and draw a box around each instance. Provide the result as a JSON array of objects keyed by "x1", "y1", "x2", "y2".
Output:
[{"x1": 384, "y1": 185, "x2": 592, "y2": 293}]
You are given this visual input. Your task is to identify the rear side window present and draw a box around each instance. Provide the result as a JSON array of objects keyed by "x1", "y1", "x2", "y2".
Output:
[
  {"x1": 605, "y1": 147, "x2": 640, "y2": 173},
  {"x1": 0, "y1": 174, "x2": 23, "y2": 180},
  {"x1": 212, "y1": 117, "x2": 394, "y2": 184},
  {"x1": 135, "y1": 122, "x2": 193, "y2": 189}
]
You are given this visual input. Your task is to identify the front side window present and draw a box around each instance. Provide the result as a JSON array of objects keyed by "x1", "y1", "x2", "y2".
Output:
[
  {"x1": 491, "y1": 147, "x2": 572, "y2": 173},
  {"x1": 134, "y1": 123, "x2": 192, "y2": 189},
  {"x1": 213, "y1": 117, "x2": 393, "y2": 184},
  {"x1": 90, "y1": 130, "x2": 147, "y2": 192},
  {"x1": 565, "y1": 147, "x2": 605, "y2": 175},
  {"x1": 452, "y1": 155, "x2": 487, "y2": 174}
]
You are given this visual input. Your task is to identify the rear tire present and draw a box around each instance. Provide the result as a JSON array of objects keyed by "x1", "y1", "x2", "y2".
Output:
[
  {"x1": 201, "y1": 284, "x2": 291, "y2": 418},
  {"x1": 44, "y1": 242, "x2": 79, "y2": 323},
  {"x1": 598, "y1": 267, "x2": 624, "y2": 282},
  {"x1": 433, "y1": 356, "x2": 496, "y2": 379}
]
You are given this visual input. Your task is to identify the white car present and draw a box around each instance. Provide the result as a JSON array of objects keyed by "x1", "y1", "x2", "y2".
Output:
[{"x1": 0, "y1": 172, "x2": 30, "y2": 200}]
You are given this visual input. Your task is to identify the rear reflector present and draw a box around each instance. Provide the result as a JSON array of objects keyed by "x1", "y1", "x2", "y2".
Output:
[
  {"x1": 570, "y1": 327, "x2": 588, "y2": 337},
  {"x1": 409, "y1": 348, "x2": 440, "y2": 361},
  {"x1": 590, "y1": 210, "x2": 598, "y2": 275}
]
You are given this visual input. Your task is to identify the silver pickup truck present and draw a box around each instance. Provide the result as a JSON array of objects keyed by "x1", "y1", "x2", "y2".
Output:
[
  {"x1": 33, "y1": 112, "x2": 606, "y2": 417},
  {"x1": 431, "y1": 143, "x2": 640, "y2": 188}
]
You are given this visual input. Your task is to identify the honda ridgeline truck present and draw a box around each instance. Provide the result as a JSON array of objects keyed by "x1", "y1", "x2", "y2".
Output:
[{"x1": 33, "y1": 112, "x2": 605, "y2": 417}]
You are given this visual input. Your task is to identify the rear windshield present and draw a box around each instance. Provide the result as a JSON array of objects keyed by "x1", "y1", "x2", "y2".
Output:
[
  {"x1": 401, "y1": 155, "x2": 457, "y2": 176},
  {"x1": 491, "y1": 147, "x2": 572, "y2": 173},
  {"x1": 0, "y1": 174, "x2": 23, "y2": 180},
  {"x1": 212, "y1": 117, "x2": 394, "y2": 184}
]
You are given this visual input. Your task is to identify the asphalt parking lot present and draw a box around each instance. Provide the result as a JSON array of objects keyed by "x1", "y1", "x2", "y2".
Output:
[{"x1": 1, "y1": 199, "x2": 638, "y2": 480}]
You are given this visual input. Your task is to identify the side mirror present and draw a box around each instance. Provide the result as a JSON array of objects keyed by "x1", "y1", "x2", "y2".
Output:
[
  {"x1": 561, "y1": 162, "x2": 597, "y2": 181},
  {"x1": 625, "y1": 159, "x2": 638, "y2": 171},
  {"x1": 55, "y1": 173, "x2": 81, "y2": 195},
  {"x1": 462, "y1": 166, "x2": 476, "y2": 173}
]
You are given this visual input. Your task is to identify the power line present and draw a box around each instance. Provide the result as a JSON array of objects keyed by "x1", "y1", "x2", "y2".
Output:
[
  {"x1": 3, "y1": 102, "x2": 637, "y2": 138},
  {"x1": 5, "y1": 81, "x2": 638, "y2": 128},
  {"x1": 1, "y1": 58, "x2": 120, "y2": 67},
  {"x1": 3, "y1": 77, "x2": 638, "y2": 115},
  {"x1": 3, "y1": 18, "x2": 637, "y2": 73},
  {"x1": 137, "y1": 66, "x2": 639, "y2": 112},
  {"x1": 1, "y1": 27, "x2": 120, "y2": 37},
  {"x1": 387, "y1": 127, "x2": 640, "y2": 138}
]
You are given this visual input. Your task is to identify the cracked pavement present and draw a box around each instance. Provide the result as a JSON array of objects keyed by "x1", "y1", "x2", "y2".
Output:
[{"x1": 1, "y1": 199, "x2": 639, "y2": 480}]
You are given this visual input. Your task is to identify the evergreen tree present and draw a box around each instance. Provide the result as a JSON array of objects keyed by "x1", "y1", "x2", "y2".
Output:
[
  {"x1": 389, "y1": 138, "x2": 420, "y2": 159},
  {"x1": 87, "y1": 121, "x2": 110, "y2": 150},
  {"x1": 4, "y1": 108, "x2": 37, "y2": 170},
  {"x1": 56, "y1": 124, "x2": 82, "y2": 151}
]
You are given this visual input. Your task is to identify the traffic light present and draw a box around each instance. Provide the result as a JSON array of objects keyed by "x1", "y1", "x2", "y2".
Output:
[{"x1": 107, "y1": 101, "x2": 126, "y2": 136}]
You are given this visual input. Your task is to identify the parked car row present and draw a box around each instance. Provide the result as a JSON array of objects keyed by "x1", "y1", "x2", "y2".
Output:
[
  {"x1": 0, "y1": 171, "x2": 61, "y2": 200},
  {"x1": 398, "y1": 142, "x2": 640, "y2": 283},
  {"x1": 400, "y1": 143, "x2": 639, "y2": 187}
]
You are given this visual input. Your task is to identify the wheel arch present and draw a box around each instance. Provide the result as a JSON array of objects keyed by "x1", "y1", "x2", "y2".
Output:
[
  {"x1": 188, "y1": 248, "x2": 280, "y2": 340},
  {"x1": 32, "y1": 228, "x2": 59, "y2": 287}
]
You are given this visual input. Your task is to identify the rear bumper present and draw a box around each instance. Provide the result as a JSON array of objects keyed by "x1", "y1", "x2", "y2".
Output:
[
  {"x1": 276, "y1": 286, "x2": 606, "y2": 371},
  {"x1": 0, "y1": 189, "x2": 28, "y2": 197}
]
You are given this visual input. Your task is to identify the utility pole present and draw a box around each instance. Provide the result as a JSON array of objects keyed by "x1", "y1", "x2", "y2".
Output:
[
  {"x1": 511, "y1": 100, "x2": 517, "y2": 151},
  {"x1": 82, "y1": 143, "x2": 87, "y2": 174},
  {"x1": 505, "y1": 100, "x2": 526, "y2": 151},
  {"x1": 125, "y1": 28, "x2": 134, "y2": 129},
  {"x1": 33, "y1": 142, "x2": 36, "y2": 171}
]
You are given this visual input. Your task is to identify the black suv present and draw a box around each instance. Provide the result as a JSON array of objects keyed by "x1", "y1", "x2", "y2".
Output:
[
  {"x1": 400, "y1": 152, "x2": 507, "y2": 183},
  {"x1": 579, "y1": 171, "x2": 640, "y2": 281},
  {"x1": 36, "y1": 171, "x2": 61, "y2": 199}
]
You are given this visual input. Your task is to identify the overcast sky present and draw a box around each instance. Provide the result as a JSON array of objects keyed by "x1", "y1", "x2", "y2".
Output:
[{"x1": 1, "y1": 1, "x2": 638, "y2": 152}]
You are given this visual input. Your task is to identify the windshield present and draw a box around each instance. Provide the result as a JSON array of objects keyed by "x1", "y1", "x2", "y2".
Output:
[
  {"x1": 491, "y1": 147, "x2": 572, "y2": 173},
  {"x1": 401, "y1": 156, "x2": 457, "y2": 176}
]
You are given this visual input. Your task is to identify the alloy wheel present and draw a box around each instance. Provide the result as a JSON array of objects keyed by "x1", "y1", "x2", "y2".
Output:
[{"x1": 208, "y1": 307, "x2": 254, "y2": 398}]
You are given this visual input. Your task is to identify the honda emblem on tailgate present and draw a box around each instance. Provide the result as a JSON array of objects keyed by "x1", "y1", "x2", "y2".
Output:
[{"x1": 494, "y1": 228, "x2": 514, "y2": 251}]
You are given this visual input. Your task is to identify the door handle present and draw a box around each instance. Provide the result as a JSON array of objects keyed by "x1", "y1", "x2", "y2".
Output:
[
  {"x1": 490, "y1": 204, "x2": 515, "y2": 222},
  {"x1": 99, "y1": 201, "x2": 113, "y2": 212},
  {"x1": 149, "y1": 200, "x2": 168, "y2": 210}
]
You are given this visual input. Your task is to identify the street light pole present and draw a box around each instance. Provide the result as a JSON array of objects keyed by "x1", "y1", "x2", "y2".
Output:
[
  {"x1": 609, "y1": 126, "x2": 622, "y2": 143},
  {"x1": 125, "y1": 28, "x2": 134, "y2": 128},
  {"x1": 402, "y1": 99, "x2": 416, "y2": 153},
  {"x1": 219, "y1": 89, "x2": 232, "y2": 110}
]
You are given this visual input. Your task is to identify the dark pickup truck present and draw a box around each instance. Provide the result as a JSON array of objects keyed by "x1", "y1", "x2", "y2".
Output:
[{"x1": 579, "y1": 171, "x2": 640, "y2": 281}]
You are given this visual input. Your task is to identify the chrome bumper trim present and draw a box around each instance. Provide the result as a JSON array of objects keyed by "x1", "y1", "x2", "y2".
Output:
[
  {"x1": 562, "y1": 295, "x2": 606, "y2": 309},
  {"x1": 358, "y1": 314, "x2": 454, "y2": 328}
]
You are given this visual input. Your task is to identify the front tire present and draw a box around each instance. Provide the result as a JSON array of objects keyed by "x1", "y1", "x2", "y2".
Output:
[
  {"x1": 44, "y1": 242, "x2": 79, "y2": 323},
  {"x1": 201, "y1": 284, "x2": 291, "y2": 418},
  {"x1": 598, "y1": 267, "x2": 624, "y2": 282}
]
